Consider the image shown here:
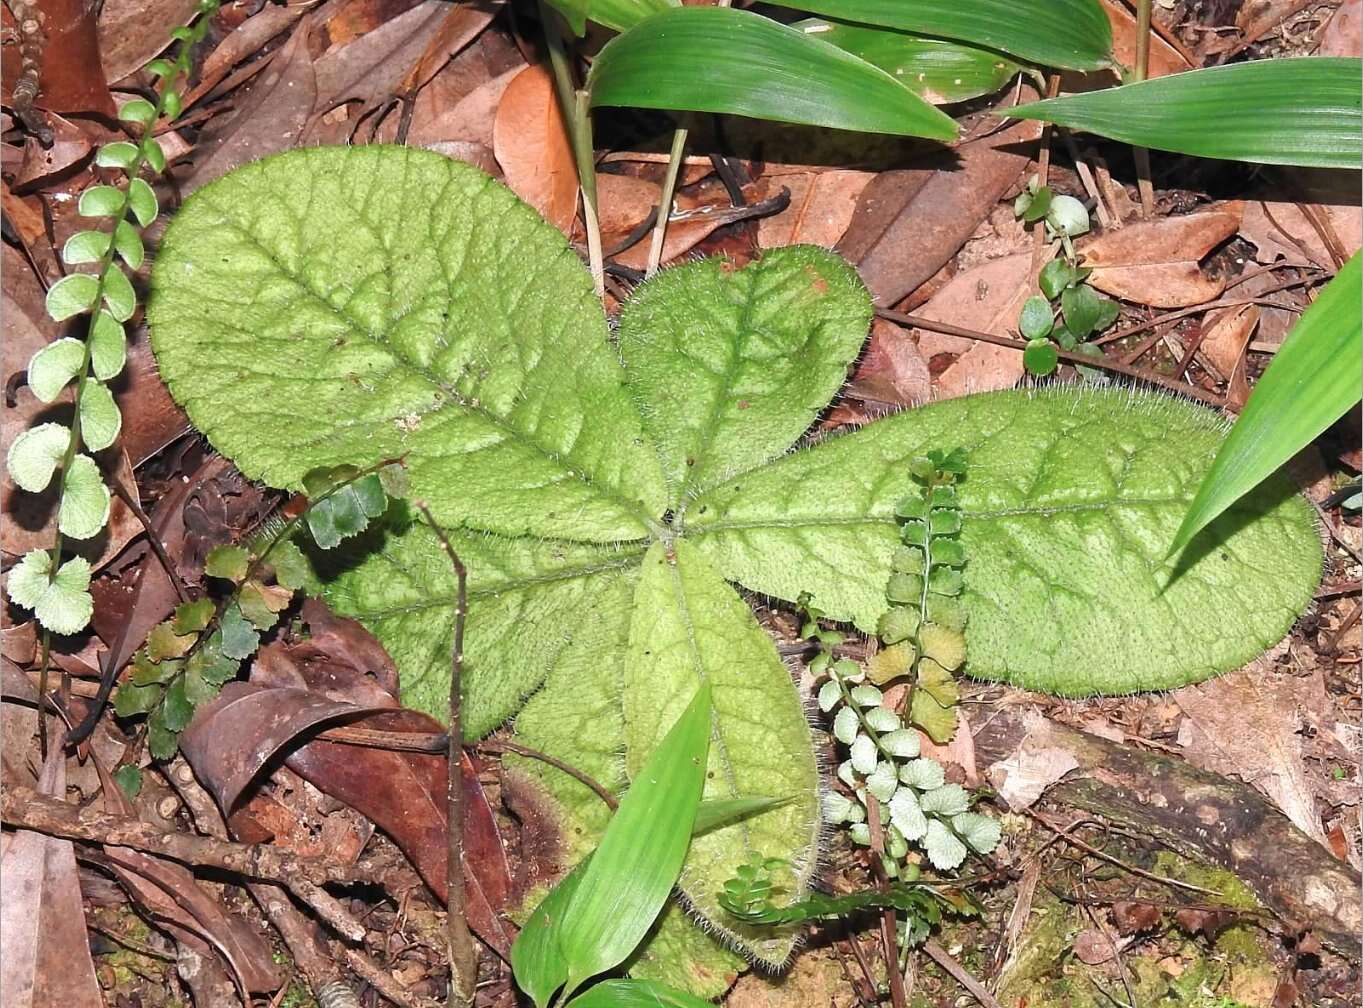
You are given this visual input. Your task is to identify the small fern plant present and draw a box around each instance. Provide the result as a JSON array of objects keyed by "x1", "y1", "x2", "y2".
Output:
[
  {"x1": 4, "y1": 0, "x2": 220, "y2": 636},
  {"x1": 111, "y1": 462, "x2": 405, "y2": 775},
  {"x1": 814, "y1": 452, "x2": 999, "y2": 879}
]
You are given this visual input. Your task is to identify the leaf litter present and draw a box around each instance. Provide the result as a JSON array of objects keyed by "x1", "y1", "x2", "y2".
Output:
[{"x1": 1, "y1": 1, "x2": 1358, "y2": 1007}]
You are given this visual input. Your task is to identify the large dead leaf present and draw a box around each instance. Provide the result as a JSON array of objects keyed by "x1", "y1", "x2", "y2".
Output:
[
  {"x1": 0, "y1": 740, "x2": 102, "y2": 1008},
  {"x1": 181, "y1": 601, "x2": 515, "y2": 957},
  {"x1": 1240, "y1": 194, "x2": 1361, "y2": 269},
  {"x1": 1079, "y1": 202, "x2": 1243, "y2": 308},
  {"x1": 843, "y1": 316, "x2": 930, "y2": 408},
  {"x1": 909, "y1": 250, "x2": 1047, "y2": 397},
  {"x1": 1175, "y1": 661, "x2": 1328, "y2": 846},
  {"x1": 493, "y1": 64, "x2": 578, "y2": 234},
  {"x1": 1100, "y1": 0, "x2": 1191, "y2": 79},
  {"x1": 758, "y1": 169, "x2": 872, "y2": 249},
  {"x1": 98, "y1": 0, "x2": 198, "y2": 83},
  {"x1": 1199, "y1": 304, "x2": 1259, "y2": 408},
  {"x1": 183, "y1": 15, "x2": 318, "y2": 192},
  {"x1": 311, "y1": 0, "x2": 448, "y2": 122},
  {"x1": 838, "y1": 105, "x2": 1040, "y2": 306}
]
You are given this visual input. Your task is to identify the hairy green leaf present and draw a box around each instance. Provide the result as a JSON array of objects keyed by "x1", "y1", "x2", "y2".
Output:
[
  {"x1": 765, "y1": 0, "x2": 1113, "y2": 71},
  {"x1": 619, "y1": 246, "x2": 869, "y2": 508},
  {"x1": 1171, "y1": 252, "x2": 1362, "y2": 555},
  {"x1": 793, "y1": 18, "x2": 1021, "y2": 104},
  {"x1": 149, "y1": 146, "x2": 664, "y2": 542},
  {"x1": 1007, "y1": 58, "x2": 1362, "y2": 169},
  {"x1": 587, "y1": 7, "x2": 958, "y2": 140},
  {"x1": 625, "y1": 541, "x2": 819, "y2": 968},
  {"x1": 316, "y1": 517, "x2": 644, "y2": 738},
  {"x1": 687, "y1": 387, "x2": 1321, "y2": 695}
]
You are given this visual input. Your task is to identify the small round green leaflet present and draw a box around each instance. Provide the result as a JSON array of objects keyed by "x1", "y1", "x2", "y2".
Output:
[
  {"x1": 58, "y1": 454, "x2": 112, "y2": 540},
  {"x1": 7, "y1": 422, "x2": 71, "y2": 492},
  {"x1": 89, "y1": 311, "x2": 127, "y2": 380},
  {"x1": 1022, "y1": 338, "x2": 1058, "y2": 375},
  {"x1": 6, "y1": 552, "x2": 94, "y2": 635},
  {"x1": 45, "y1": 273, "x2": 100, "y2": 321},
  {"x1": 62, "y1": 230, "x2": 113, "y2": 266},
  {"x1": 1045, "y1": 194, "x2": 1090, "y2": 237},
  {"x1": 27, "y1": 338, "x2": 86, "y2": 403},
  {"x1": 78, "y1": 381, "x2": 122, "y2": 452},
  {"x1": 1018, "y1": 296, "x2": 1053, "y2": 340}
]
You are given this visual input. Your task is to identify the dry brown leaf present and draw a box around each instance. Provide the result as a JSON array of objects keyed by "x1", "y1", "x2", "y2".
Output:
[
  {"x1": 986, "y1": 711, "x2": 1081, "y2": 811},
  {"x1": 1175, "y1": 661, "x2": 1327, "y2": 845},
  {"x1": 758, "y1": 169, "x2": 872, "y2": 249},
  {"x1": 411, "y1": 64, "x2": 520, "y2": 148},
  {"x1": 186, "y1": 0, "x2": 312, "y2": 106},
  {"x1": 839, "y1": 109, "x2": 1041, "y2": 307},
  {"x1": 311, "y1": 0, "x2": 449, "y2": 120},
  {"x1": 1321, "y1": 0, "x2": 1361, "y2": 56},
  {"x1": 493, "y1": 64, "x2": 578, "y2": 234},
  {"x1": 398, "y1": 0, "x2": 500, "y2": 96},
  {"x1": 98, "y1": 0, "x2": 199, "y2": 83},
  {"x1": 1079, "y1": 202, "x2": 1243, "y2": 308},
  {"x1": 910, "y1": 250, "x2": 1045, "y2": 398},
  {"x1": 0, "y1": 741, "x2": 103, "y2": 1008},
  {"x1": 183, "y1": 16, "x2": 318, "y2": 192},
  {"x1": 844, "y1": 317, "x2": 931, "y2": 408},
  {"x1": 602, "y1": 175, "x2": 776, "y2": 272},
  {"x1": 1100, "y1": 0, "x2": 1192, "y2": 78},
  {"x1": 1199, "y1": 304, "x2": 1260, "y2": 408},
  {"x1": 1071, "y1": 927, "x2": 1132, "y2": 965},
  {"x1": 1240, "y1": 196, "x2": 1361, "y2": 269}
]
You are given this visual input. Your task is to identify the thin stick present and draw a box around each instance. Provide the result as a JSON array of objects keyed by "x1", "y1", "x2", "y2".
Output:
[
  {"x1": 645, "y1": 127, "x2": 688, "y2": 277},
  {"x1": 110, "y1": 477, "x2": 190, "y2": 604},
  {"x1": 923, "y1": 938, "x2": 1004, "y2": 1008},
  {"x1": 414, "y1": 503, "x2": 477, "y2": 1008},
  {"x1": 1132, "y1": 0, "x2": 1155, "y2": 217},
  {"x1": 874, "y1": 308, "x2": 1225, "y2": 406},
  {"x1": 2, "y1": 785, "x2": 379, "y2": 887},
  {"x1": 478, "y1": 740, "x2": 619, "y2": 810},
  {"x1": 864, "y1": 796, "x2": 907, "y2": 1008},
  {"x1": 541, "y1": 3, "x2": 603, "y2": 298}
]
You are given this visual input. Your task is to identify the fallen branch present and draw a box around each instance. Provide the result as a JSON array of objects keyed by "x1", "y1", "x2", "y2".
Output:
[
  {"x1": 2, "y1": 785, "x2": 380, "y2": 889},
  {"x1": 974, "y1": 709, "x2": 1362, "y2": 954}
]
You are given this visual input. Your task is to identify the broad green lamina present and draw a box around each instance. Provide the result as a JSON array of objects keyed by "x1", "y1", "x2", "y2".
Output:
[{"x1": 148, "y1": 145, "x2": 1321, "y2": 993}]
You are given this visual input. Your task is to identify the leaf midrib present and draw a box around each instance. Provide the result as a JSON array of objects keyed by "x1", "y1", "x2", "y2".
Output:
[{"x1": 199, "y1": 190, "x2": 657, "y2": 529}]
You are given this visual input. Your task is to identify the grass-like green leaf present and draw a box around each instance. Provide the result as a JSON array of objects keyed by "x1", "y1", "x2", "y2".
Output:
[
  {"x1": 765, "y1": 0, "x2": 1113, "y2": 70},
  {"x1": 545, "y1": 0, "x2": 676, "y2": 34},
  {"x1": 512, "y1": 859, "x2": 586, "y2": 1008},
  {"x1": 1006, "y1": 58, "x2": 1362, "y2": 169},
  {"x1": 793, "y1": 18, "x2": 1021, "y2": 104},
  {"x1": 557, "y1": 683, "x2": 711, "y2": 999},
  {"x1": 587, "y1": 7, "x2": 958, "y2": 140},
  {"x1": 1169, "y1": 252, "x2": 1362, "y2": 556}
]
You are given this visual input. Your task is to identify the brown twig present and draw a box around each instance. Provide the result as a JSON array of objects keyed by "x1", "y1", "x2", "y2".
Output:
[
  {"x1": 923, "y1": 938, "x2": 1004, "y2": 1008},
  {"x1": 874, "y1": 308, "x2": 1225, "y2": 406},
  {"x1": 477, "y1": 739, "x2": 620, "y2": 811},
  {"x1": 110, "y1": 477, "x2": 191, "y2": 604},
  {"x1": 2, "y1": 784, "x2": 380, "y2": 888},
  {"x1": 864, "y1": 796, "x2": 907, "y2": 1008},
  {"x1": 414, "y1": 503, "x2": 477, "y2": 1008},
  {"x1": 1024, "y1": 810, "x2": 1219, "y2": 896}
]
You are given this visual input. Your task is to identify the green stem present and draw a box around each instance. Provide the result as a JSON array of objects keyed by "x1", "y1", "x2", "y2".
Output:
[
  {"x1": 541, "y1": 2, "x2": 604, "y2": 297},
  {"x1": 645, "y1": 126, "x2": 689, "y2": 277},
  {"x1": 45, "y1": 12, "x2": 207, "y2": 584}
]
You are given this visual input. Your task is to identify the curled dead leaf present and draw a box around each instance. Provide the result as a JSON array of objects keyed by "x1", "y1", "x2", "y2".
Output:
[
  {"x1": 1079, "y1": 202, "x2": 1243, "y2": 308},
  {"x1": 493, "y1": 64, "x2": 578, "y2": 234}
]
